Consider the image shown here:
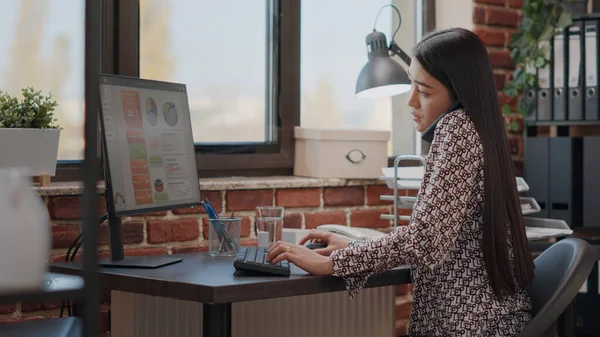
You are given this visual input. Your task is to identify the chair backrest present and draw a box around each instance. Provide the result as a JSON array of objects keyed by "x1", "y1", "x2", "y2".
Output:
[{"x1": 518, "y1": 238, "x2": 599, "y2": 337}]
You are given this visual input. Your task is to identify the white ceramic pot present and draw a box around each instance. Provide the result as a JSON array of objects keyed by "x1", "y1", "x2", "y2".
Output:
[
  {"x1": 0, "y1": 128, "x2": 61, "y2": 176},
  {"x1": 0, "y1": 168, "x2": 50, "y2": 292}
]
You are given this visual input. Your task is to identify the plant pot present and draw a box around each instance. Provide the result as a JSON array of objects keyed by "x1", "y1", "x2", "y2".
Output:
[{"x1": 0, "y1": 128, "x2": 61, "y2": 176}]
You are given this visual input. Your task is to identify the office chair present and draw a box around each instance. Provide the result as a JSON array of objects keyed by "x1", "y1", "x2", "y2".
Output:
[{"x1": 517, "y1": 238, "x2": 600, "y2": 337}]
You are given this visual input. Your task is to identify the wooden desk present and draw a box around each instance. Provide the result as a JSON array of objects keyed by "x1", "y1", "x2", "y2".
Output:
[{"x1": 52, "y1": 253, "x2": 411, "y2": 337}]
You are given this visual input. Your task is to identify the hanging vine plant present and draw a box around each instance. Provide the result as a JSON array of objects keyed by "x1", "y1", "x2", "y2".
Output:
[{"x1": 502, "y1": 0, "x2": 575, "y2": 132}]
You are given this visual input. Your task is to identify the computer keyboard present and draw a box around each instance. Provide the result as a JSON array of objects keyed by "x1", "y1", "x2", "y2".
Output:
[{"x1": 234, "y1": 246, "x2": 290, "y2": 276}]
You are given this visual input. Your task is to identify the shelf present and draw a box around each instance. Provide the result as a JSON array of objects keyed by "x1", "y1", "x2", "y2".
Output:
[
  {"x1": 0, "y1": 272, "x2": 84, "y2": 305},
  {"x1": 0, "y1": 317, "x2": 81, "y2": 337},
  {"x1": 380, "y1": 196, "x2": 540, "y2": 215},
  {"x1": 381, "y1": 214, "x2": 411, "y2": 222},
  {"x1": 525, "y1": 120, "x2": 600, "y2": 127}
]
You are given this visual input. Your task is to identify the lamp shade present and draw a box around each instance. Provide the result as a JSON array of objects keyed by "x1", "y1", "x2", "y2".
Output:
[{"x1": 355, "y1": 31, "x2": 411, "y2": 98}]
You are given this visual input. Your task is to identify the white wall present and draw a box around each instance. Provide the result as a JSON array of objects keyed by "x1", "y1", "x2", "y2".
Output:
[
  {"x1": 435, "y1": 0, "x2": 474, "y2": 31},
  {"x1": 391, "y1": 0, "x2": 417, "y2": 156}
]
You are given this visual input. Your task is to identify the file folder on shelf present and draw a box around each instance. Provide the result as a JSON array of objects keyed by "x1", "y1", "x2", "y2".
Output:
[
  {"x1": 585, "y1": 22, "x2": 599, "y2": 120},
  {"x1": 553, "y1": 30, "x2": 567, "y2": 121},
  {"x1": 568, "y1": 25, "x2": 583, "y2": 120},
  {"x1": 538, "y1": 40, "x2": 553, "y2": 121}
]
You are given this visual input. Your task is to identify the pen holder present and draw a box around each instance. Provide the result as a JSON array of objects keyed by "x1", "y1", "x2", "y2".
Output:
[{"x1": 208, "y1": 217, "x2": 241, "y2": 257}]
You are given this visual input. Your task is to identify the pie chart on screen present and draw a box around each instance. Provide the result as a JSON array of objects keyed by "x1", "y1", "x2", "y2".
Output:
[
  {"x1": 163, "y1": 102, "x2": 178, "y2": 127},
  {"x1": 146, "y1": 97, "x2": 158, "y2": 126}
]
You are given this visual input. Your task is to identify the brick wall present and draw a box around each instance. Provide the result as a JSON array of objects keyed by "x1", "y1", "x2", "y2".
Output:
[
  {"x1": 0, "y1": 182, "x2": 416, "y2": 336},
  {"x1": 473, "y1": 0, "x2": 525, "y2": 176}
]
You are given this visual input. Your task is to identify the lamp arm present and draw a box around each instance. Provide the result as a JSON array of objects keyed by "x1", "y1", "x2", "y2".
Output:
[{"x1": 389, "y1": 41, "x2": 411, "y2": 66}]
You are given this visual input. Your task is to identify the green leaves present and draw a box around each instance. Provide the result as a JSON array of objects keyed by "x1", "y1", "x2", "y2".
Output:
[
  {"x1": 0, "y1": 87, "x2": 59, "y2": 129},
  {"x1": 503, "y1": 0, "x2": 572, "y2": 118}
]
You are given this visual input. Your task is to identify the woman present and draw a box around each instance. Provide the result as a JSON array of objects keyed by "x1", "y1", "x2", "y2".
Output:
[{"x1": 266, "y1": 27, "x2": 534, "y2": 336}]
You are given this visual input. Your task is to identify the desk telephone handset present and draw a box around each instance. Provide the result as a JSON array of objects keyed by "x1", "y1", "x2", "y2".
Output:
[{"x1": 316, "y1": 224, "x2": 387, "y2": 241}]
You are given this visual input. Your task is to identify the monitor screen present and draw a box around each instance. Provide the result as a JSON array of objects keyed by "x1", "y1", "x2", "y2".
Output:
[{"x1": 98, "y1": 74, "x2": 202, "y2": 216}]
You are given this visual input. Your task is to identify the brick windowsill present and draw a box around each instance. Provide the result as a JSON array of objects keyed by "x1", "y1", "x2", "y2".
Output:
[{"x1": 35, "y1": 175, "x2": 387, "y2": 196}]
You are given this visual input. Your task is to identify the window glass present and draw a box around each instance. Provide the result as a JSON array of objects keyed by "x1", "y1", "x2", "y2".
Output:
[
  {"x1": 301, "y1": 0, "x2": 394, "y2": 132},
  {"x1": 0, "y1": 0, "x2": 85, "y2": 160},
  {"x1": 140, "y1": 0, "x2": 271, "y2": 144}
]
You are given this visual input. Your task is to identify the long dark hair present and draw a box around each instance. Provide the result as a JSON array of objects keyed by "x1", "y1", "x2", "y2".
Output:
[{"x1": 412, "y1": 28, "x2": 534, "y2": 299}]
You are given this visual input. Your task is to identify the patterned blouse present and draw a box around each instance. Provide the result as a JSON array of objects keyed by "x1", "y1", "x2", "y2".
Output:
[{"x1": 330, "y1": 109, "x2": 532, "y2": 336}]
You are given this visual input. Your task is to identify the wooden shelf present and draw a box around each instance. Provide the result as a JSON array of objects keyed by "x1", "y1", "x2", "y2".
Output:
[
  {"x1": 525, "y1": 120, "x2": 600, "y2": 127},
  {"x1": 0, "y1": 317, "x2": 81, "y2": 337},
  {"x1": 0, "y1": 272, "x2": 84, "y2": 305}
]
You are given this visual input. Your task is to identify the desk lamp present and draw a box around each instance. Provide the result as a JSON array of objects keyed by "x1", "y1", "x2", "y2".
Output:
[{"x1": 356, "y1": 4, "x2": 412, "y2": 98}]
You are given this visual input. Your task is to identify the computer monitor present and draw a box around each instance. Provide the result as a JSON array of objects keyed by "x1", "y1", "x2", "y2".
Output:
[{"x1": 97, "y1": 74, "x2": 202, "y2": 268}]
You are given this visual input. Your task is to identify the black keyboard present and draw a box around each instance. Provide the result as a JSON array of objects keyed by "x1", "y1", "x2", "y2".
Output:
[{"x1": 234, "y1": 246, "x2": 290, "y2": 276}]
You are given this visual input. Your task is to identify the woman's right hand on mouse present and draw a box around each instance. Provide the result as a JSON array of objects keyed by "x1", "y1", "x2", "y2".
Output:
[{"x1": 299, "y1": 230, "x2": 350, "y2": 256}]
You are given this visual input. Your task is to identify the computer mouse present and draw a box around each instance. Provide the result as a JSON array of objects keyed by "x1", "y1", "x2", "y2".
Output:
[{"x1": 305, "y1": 242, "x2": 327, "y2": 250}]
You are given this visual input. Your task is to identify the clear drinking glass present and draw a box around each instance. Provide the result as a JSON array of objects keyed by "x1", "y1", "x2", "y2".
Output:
[
  {"x1": 256, "y1": 217, "x2": 284, "y2": 248},
  {"x1": 207, "y1": 217, "x2": 241, "y2": 257},
  {"x1": 256, "y1": 206, "x2": 284, "y2": 218}
]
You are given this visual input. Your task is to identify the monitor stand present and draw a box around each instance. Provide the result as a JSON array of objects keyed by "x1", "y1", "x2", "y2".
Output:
[{"x1": 99, "y1": 208, "x2": 183, "y2": 269}]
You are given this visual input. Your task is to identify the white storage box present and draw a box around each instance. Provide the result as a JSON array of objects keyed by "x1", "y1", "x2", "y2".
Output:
[{"x1": 294, "y1": 126, "x2": 390, "y2": 179}]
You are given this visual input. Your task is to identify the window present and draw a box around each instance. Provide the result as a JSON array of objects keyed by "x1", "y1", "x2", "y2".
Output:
[
  {"x1": 0, "y1": 0, "x2": 85, "y2": 160},
  {"x1": 139, "y1": 0, "x2": 274, "y2": 144},
  {"x1": 127, "y1": 0, "x2": 299, "y2": 177},
  {"x1": 301, "y1": 0, "x2": 433, "y2": 157}
]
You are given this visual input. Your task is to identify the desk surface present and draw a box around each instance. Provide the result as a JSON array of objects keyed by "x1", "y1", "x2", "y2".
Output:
[{"x1": 51, "y1": 253, "x2": 411, "y2": 304}]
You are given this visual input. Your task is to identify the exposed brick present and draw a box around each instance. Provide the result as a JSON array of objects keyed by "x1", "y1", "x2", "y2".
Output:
[
  {"x1": 406, "y1": 189, "x2": 419, "y2": 197},
  {"x1": 474, "y1": 28, "x2": 505, "y2": 47},
  {"x1": 498, "y1": 92, "x2": 518, "y2": 108},
  {"x1": 226, "y1": 189, "x2": 273, "y2": 211},
  {"x1": 47, "y1": 196, "x2": 106, "y2": 220},
  {"x1": 507, "y1": 135, "x2": 523, "y2": 156},
  {"x1": 350, "y1": 209, "x2": 390, "y2": 228},
  {"x1": 494, "y1": 72, "x2": 506, "y2": 90},
  {"x1": 98, "y1": 221, "x2": 144, "y2": 245},
  {"x1": 202, "y1": 217, "x2": 250, "y2": 239},
  {"x1": 487, "y1": 8, "x2": 519, "y2": 27},
  {"x1": 323, "y1": 187, "x2": 364, "y2": 207},
  {"x1": 0, "y1": 304, "x2": 15, "y2": 314},
  {"x1": 147, "y1": 219, "x2": 199, "y2": 243},
  {"x1": 275, "y1": 188, "x2": 320, "y2": 208},
  {"x1": 489, "y1": 50, "x2": 513, "y2": 69},
  {"x1": 0, "y1": 316, "x2": 46, "y2": 325},
  {"x1": 513, "y1": 158, "x2": 523, "y2": 177},
  {"x1": 172, "y1": 245, "x2": 208, "y2": 254},
  {"x1": 284, "y1": 213, "x2": 302, "y2": 228},
  {"x1": 124, "y1": 247, "x2": 168, "y2": 256},
  {"x1": 99, "y1": 309, "x2": 110, "y2": 333},
  {"x1": 396, "y1": 299, "x2": 413, "y2": 319},
  {"x1": 173, "y1": 191, "x2": 221, "y2": 214},
  {"x1": 474, "y1": 0, "x2": 506, "y2": 5},
  {"x1": 52, "y1": 224, "x2": 81, "y2": 249},
  {"x1": 240, "y1": 217, "x2": 251, "y2": 237},
  {"x1": 508, "y1": 0, "x2": 523, "y2": 8},
  {"x1": 396, "y1": 284, "x2": 410, "y2": 296},
  {"x1": 367, "y1": 185, "x2": 395, "y2": 205},
  {"x1": 305, "y1": 211, "x2": 346, "y2": 229},
  {"x1": 143, "y1": 211, "x2": 168, "y2": 216},
  {"x1": 21, "y1": 301, "x2": 61, "y2": 312},
  {"x1": 473, "y1": 6, "x2": 486, "y2": 24},
  {"x1": 396, "y1": 320, "x2": 409, "y2": 337},
  {"x1": 241, "y1": 239, "x2": 258, "y2": 246}
]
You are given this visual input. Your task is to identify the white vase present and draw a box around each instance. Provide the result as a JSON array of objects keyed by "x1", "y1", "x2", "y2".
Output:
[
  {"x1": 0, "y1": 128, "x2": 61, "y2": 176},
  {"x1": 0, "y1": 168, "x2": 50, "y2": 292}
]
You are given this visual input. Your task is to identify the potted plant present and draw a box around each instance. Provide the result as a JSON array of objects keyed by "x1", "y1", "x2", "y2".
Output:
[
  {"x1": 502, "y1": 0, "x2": 575, "y2": 132},
  {"x1": 0, "y1": 87, "x2": 61, "y2": 184}
]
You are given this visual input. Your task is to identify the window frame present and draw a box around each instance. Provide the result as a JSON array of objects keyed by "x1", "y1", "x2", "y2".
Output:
[
  {"x1": 53, "y1": 0, "x2": 435, "y2": 181},
  {"x1": 54, "y1": 0, "x2": 300, "y2": 181}
]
